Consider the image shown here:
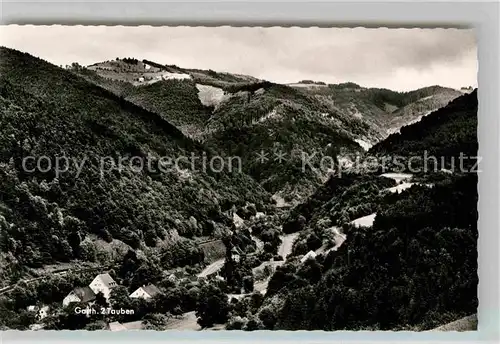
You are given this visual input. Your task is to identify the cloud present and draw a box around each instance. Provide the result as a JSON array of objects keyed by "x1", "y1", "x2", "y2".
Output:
[{"x1": 0, "y1": 25, "x2": 476, "y2": 91}]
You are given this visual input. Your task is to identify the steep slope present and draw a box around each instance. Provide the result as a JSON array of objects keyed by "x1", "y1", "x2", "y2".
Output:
[
  {"x1": 369, "y1": 90, "x2": 478, "y2": 171},
  {"x1": 204, "y1": 83, "x2": 366, "y2": 200},
  {"x1": 71, "y1": 61, "x2": 212, "y2": 138},
  {"x1": 75, "y1": 60, "x2": 368, "y2": 202},
  {"x1": 293, "y1": 82, "x2": 463, "y2": 143},
  {"x1": 260, "y1": 90, "x2": 478, "y2": 331},
  {"x1": 283, "y1": 89, "x2": 478, "y2": 247},
  {"x1": 385, "y1": 86, "x2": 465, "y2": 134},
  {"x1": 0, "y1": 47, "x2": 271, "y2": 276},
  {"x1": 76, "y1": 59, "x2": 462, "y2": 203},
  {"x1": 268, "y1": 173, "x2": 477, "y2": 331}
]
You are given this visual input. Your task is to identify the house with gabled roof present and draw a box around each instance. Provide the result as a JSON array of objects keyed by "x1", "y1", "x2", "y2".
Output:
[
  {"x1": 89, "y1": 273, "x2": 117, "y2": 300},
  {"x1": 62, "y1": 286, "x2": 96, "y2": 306},
  {"x1": 300, "y1": 250, "x2": 317, "y2": 263},
  {"x1": 129, "y1": 284, "x2": 161, "y2": 300},
  {"x1": 231, "y1": 246, "x2": 243, "y2": 262}
]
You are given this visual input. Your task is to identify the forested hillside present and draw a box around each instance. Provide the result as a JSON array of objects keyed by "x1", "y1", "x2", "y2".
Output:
[
  {"x1": 73, "y1": 58, "x2": 463, "y2": 204},
  {"x1": 0, "y1": 46, "x2": 476, "y2": 332},
  {"x1": 269, "y1": 173, "x2": 477, "y2": 331},
  {"x1": 281, "y1": 89, "x2": 478, "y2": 238},
  {"x1": 0, "y1": 47, "x2": 271, "y2": 281},
  {"x1": 296, "y1": 83, "x2": 463, "y2": 140},
  {"x1": 74, "y1": 60, "x2": 370, "y2": 202},
  {"x1": 252, "y1": 89, "x2": 478, "y2": 331},
  {"x1": 370, "y1": 90, "x2": 478, "y2": 171},
  {"x1": 204, "y1": 83, "x2": 366, "y2": 198},
  {"x1": 75, "y1": 65, "x2": 213, "y2": 137}
]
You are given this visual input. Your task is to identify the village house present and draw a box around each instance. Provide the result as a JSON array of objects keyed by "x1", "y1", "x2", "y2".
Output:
[
  {"x1": 300, "y1": 250, "x2": 317, "y2": 263},
  {"x1": 231, "y1": 246, "x2": 243, "y2": 263},
  {"x1": 232, "y1": 212, "x2": 245, "y2": 229},
  {"x1": 89, "y1": 273, "x2": 117, "y2": 300},
  {"x1": 62, "y1": 286, "x2": 96, "y2": 307},
  {"x1": 129, "y1": 284, "x2": 161, "y2": 300},
  {"x1": 26, "y1": 305, "x2": 50, "y2": 320}
]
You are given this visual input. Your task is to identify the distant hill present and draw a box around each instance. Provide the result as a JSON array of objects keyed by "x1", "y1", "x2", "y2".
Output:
[
  {"x1": 293, "y1": 83, "x2": 463, "y2": 141},
  {"x1": 74, "y1": 60, "x2": 372, "y2": 202},
  {"x1": 370, "y1": 89, "x2": 478, "y2": 171},
  {"x1": 0, "y1": 47, "x2": 271, "y2": 276},
  {"x1": 72, "y1": 58, "x2": 463, "y2": 203}
]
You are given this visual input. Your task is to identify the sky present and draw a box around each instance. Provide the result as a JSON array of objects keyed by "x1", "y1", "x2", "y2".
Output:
[{"x1": 0, "y1": 25, "x2": 477, "y2": 91}]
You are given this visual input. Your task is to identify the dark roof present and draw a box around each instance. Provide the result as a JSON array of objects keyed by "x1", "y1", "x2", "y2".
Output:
[
  {"x1": 72, "y1": 286, "x2": 96, "y2": 302},
  {"x1": 142, "y1": 284, "x2": 161, "y2": 297}
]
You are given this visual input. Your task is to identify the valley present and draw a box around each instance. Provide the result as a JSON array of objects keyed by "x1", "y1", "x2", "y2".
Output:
[{"x1": 0, "y1": 47, "x2": 477, "y2": 332}]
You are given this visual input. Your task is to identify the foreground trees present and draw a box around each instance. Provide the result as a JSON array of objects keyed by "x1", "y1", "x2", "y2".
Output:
[{"x1": 195, "y1": 283, "x2": 229, "y2": 328}]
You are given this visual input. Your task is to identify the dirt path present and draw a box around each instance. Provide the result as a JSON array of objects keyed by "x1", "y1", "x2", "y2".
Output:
[
  {"x1": 350, "y1": 213, "x2": 377, "y2": 228},
  {"x1": 164, "y1": 311, "x2": 200, "y2": 331},
  {"x1": 278, "y1": 233, "x2": 299, "y2": 259},
  {"x1": 380, "y1": 172, "x2": 413, "y2": 184},
  {"x1": 315, "y1": 227, "x2": 347, "y2": 255}
]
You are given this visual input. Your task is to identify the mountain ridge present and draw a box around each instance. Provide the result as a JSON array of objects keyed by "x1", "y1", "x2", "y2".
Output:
[
  {"x1": 70, "y1": 57, "x2": 463, "y2": 202},
  {"x1": 0, "y1": 47, "x2": 272, "y2": 277}
]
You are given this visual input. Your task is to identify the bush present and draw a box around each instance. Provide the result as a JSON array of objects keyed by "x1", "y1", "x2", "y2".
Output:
[
  {"x1": 259, "y1": 307, "x2": 278, "y2": 330},
  {"x1": 226, "y1": 316, "x2": 247, "y2": 330},
  {"x1": 244, "y1": 316, "x2": 263, "y2": 331},
  {"x1": 195, "y1": 283, "x2": 230, "y2": 328}
]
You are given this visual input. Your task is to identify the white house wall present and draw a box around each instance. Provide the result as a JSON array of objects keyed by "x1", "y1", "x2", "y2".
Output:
[
  {"x1": 62, "y1": 293, "x2": 81, "y2": 307},
  {"x1": 89, "y1": 276, "x2": 113, "y2": 299},
  {"x1": 129, "y1": 288, "x2": 151, "y2": 300}
]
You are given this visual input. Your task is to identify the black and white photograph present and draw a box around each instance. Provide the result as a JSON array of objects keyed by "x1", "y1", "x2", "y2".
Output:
[{"x1": 0, "y1": 26, "x2": 478, "y2": 332}]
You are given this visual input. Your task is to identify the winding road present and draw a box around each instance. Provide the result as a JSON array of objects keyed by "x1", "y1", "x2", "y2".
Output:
[
  {"x1": 197, "y1": 259, "x2": 225, "y2": 278},
  {"x1": 197, "y1": 232, "x2": 299, "y2": 278}
]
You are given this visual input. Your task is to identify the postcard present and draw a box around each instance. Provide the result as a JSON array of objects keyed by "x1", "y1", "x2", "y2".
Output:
[{"x1": 0, "y1": 25, "x2": 478, "y2": 333}]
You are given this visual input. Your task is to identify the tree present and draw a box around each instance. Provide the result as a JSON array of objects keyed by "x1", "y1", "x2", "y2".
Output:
[
  {"x1": 259, "y1": 307, "x2": 277, "y2": 329},
  {"x1": 45, "y1": 303, "x2": 90, "y2": 330},
  {"x1": 155, "y1": 287, "x2": 183, "y2": 314},
  {"x1": 94, "y1": 291, "x2": 108, "y2": 309},
  {"x1": 142, "y1": 313, "x2": 170, "y2": 330},
  {"x1": 297, "y1": 257, "x2": 322, "y2": 284},
  {"x1": 306, "y1": 232, "x2": 322, "y2": 251},
  {"x1": 109, "y1": 286, "x2": 133, "y2": 310},
  {"x1": 226, "y1": 316, "x2": 247, "y2": 330},
  {"x1": 130, "y1": 262, "x2": 163, "y2": 290},
  {"x1": 57, "y1": 239, "x2": 73, "y2": 262},
  {"x1": 79, "y1": 239, "x2": 97, "y2": 262},
  {"x1": 71, "y1": 62, "x2": 81, "y2": 71},
  {"x1": 244, "y1": 316, "x2": 263, "y2": 331},
  {"x1": 195, "y1": 283, "x2": 230, "y2": 328},
  {"x1": 242, "y1": 275, "x2": 254, "y2": 294}
]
